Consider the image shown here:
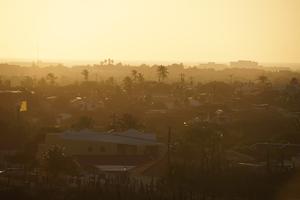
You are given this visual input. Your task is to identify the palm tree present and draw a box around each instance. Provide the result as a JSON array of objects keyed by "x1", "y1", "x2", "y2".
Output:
[
  {"x1": 180, "y1": 73, "x2": 185, "y2": 84},
  {"x1": 131, "y1": 70, "x2": 138, "y2": 81},
  {"x1": 81, "y1": 69, "x2": 89, "y2": 81},
  {"x1": 123, "y1": 76, "x2": 133, "y2": 94},
  {"x1": 157, "y1": 65, "x2": 169, "y2": 82},
  {"x1": 229, "y1": 74, "x2": 233, "y2": 84},
  {"x1": 137, "y1": 73, "x2": 145, "y2": 83},
  {"x1": 46, "y1": 73, "x2": 57, "y2": 85},
  {"x1": 107, "y1": 58, "x2": 114, "y2": 65},
  {"x1": 189, "y1": 76, "x2": 194, "y2": 87}
]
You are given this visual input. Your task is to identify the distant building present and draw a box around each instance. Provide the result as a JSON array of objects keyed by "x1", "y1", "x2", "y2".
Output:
[
  {"x1": 197, "y1": 62, "x2": 227, "y2": 70},
  {"x1": 230, "y1": 60, "x2": 260, "y2": 68}
]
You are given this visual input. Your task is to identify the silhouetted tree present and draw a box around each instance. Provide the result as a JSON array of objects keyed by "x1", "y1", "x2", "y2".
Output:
[
  {"x1": 41, "y1": 146, "x2": 79, "y2": 179},
  {"x1": 37, "y1": 77, "x2": 47, "y2": 88},
  {"x1": 189, "y1": 76, "x2": 194, "y2": 87},
  {"x1": 119, "y1": 113, "x2": 140, "y2": 130},
  {"x1": 258, "y1": 75, "x2": 268, "y2": 84},
  {"x1": 180, "y1": 73, "x2": 185, "y2": 84},
  {"x1": 289, "y1": 77, "x2": 299, "y2": 86},
  {"x1": 106, "y1": 76, "x2": 115, "y2": 85},
  {"x1": 137, "y1": 73, "x2": 145, "y2": 83},
  {"x1": 81, "y1": 69, "x2": 89, "y2": 81},
  {"x1": 131, "y1": 70, "x2": 138, "y2": 81},
  {"x1": 46, "y1": 73, "x2": 57, "y2": 85},
  {"x1": 123, "y1": 76, "x2": 133, "y2": 94},
  {"x1": 72, "y1": 116, "x2": 94, "y2": 130},
  {"x1": 157, "y1": 65, "x2": 169, "y2": 82},
  {"x1": 21, "y1": 76, "x2": 34, "y2": 89}
]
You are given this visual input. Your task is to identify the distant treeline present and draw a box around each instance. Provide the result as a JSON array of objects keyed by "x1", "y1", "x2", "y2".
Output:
[{"x1": 0, "y1": 61, "x2": 299, "y2": 86}]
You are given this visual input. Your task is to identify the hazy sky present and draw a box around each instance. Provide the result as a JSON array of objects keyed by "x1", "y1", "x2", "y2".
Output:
[{"x1": 0, "y1": 0, "x2": 299, "y2": 63}]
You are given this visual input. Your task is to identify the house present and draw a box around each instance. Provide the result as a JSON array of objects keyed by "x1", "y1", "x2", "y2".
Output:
[
  {"x1": 0, "y1": 90, "x2": 24, "y2": 112},
  {"x1": 70, "y1": 97, "x2": 104, "y2": 111},
  {"x1": 56, "y1": 113, "x2": 72, "y2": 125},
  {"x1": 187, "y1": 97, "x2": 201, "y2": 107},
  {"x1": 38, "y1": 129, "x2": 165, "y2": 173}
]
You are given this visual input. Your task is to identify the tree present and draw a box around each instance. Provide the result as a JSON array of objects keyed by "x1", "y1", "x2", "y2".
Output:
[
  {"x1": 131, "y1": 70, "x2": 138, "y2": 81},
  {"x1": 106, "y1": 58, "x2": 114, "y2": 65},
  {"x1": 72, "y1": 116, "x2": 94, "y2": 130},
  {"x1": 37, "y1": 78, "x2": 47, "y2": 88},
  {"x1": 108, "y1": 113, "x2": 141, "y2": 131},
  {"x1": 123, "y1": 76, "x2": 133, "y2": 94},
  {"x1": 21, "y1": 76, "x2": 34, "y2": 89},
  {"x1": 137, "y1": 73, "x2": 145, "y2": 83},
  {"x1": 289, "y1": 77, "x2": 299, "y2": 86},
  {"x1": 119, "y1": 113, "x2": 140, "y2": 130},
  {"x1": 106, "y1": 77, "x2": 115, "y2": 85},
  {"x1": 286, "y1": 77, "x2": 300, "y2": 103},
  {"x1": 42, "y1": 146, "x2": 79, "y2": 179},
  {"x1": 189, "y1": 76, "x2": 194, "y2": 87},
  {"x1": 157, "y1": 65, "x2": 169, "y2": 82},
  {"x1": 258, "y1": 75, "x2": 268, "y2": 84},
  {"x1": 173, "y1": 122, "x2": 225, "y2": 185},
  {"x1": 257, "y1": 75, "x2": 272, "y2": 91},
  {"x1": 180, "y1": 73, "x2": 185, "y2": 84},
  {"x1": 81, "y1": 69, "x2": 89, "y2": 81},
  {"x1": 46, "y1": 73, "x2": 57, "y2": 85}
]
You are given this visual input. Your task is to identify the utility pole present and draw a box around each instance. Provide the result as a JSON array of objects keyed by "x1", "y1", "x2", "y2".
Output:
[
  {"x1": 112, "y1": 113, "x2": 117, "y2": 129},
  {"x1": 167, "y1": 126, "x2": 171, "y2": 174},
  {"x1": 266, "y1": 146, "x2": 270, "y2": 173}
]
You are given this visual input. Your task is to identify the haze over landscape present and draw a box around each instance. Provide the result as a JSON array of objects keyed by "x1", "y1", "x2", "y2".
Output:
[
  {"x1": 2, "y1": 1, "x2": 300, "y2": 200},
  {"x1": 1, "y1": 0, "x2": 300, "y2": 63}
]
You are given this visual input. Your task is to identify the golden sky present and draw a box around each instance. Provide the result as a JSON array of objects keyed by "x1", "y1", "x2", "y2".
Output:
[{"x1": 0, "y1": 0, "x2": 299, "y2": 63}]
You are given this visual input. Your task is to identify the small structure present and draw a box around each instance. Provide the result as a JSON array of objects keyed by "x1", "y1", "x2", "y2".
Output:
[{"x1": 70, "y1": 97, "x2": 104, "y2": 111}]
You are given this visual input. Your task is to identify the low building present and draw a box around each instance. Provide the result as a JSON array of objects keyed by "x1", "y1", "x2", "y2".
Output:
[
  {"x1": 230, "y1": 60, "x2": 260, "y2": 68},
  {"x1": 38, "y1": 129, "x2": 165, "y2": 174},
  {"x1": 39, "y1": 129, "x2": 163, "y2": 157}
]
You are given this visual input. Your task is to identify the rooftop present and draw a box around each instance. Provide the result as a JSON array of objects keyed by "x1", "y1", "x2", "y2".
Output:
[{"x1": 57, "y1": 129, "x2": 161, "y2": 146}]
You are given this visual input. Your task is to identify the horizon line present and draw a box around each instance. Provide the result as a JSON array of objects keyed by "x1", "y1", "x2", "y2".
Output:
[{"x1": 1, "y1": 57, "x2": 300, "y2": 66}]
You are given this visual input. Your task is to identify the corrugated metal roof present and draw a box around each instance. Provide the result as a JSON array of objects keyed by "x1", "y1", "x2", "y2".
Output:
[
  {"x1": 95, "y1": 165, "x2": 135, "y2": 172},
  {"x1": 59, "y1": 129, "x2": 161, "y2": 146}
]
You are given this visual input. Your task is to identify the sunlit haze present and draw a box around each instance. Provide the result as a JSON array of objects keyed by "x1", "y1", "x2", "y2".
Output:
[{"x1": 1, "y1": 0, "x2": 300, "y2": 63}]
